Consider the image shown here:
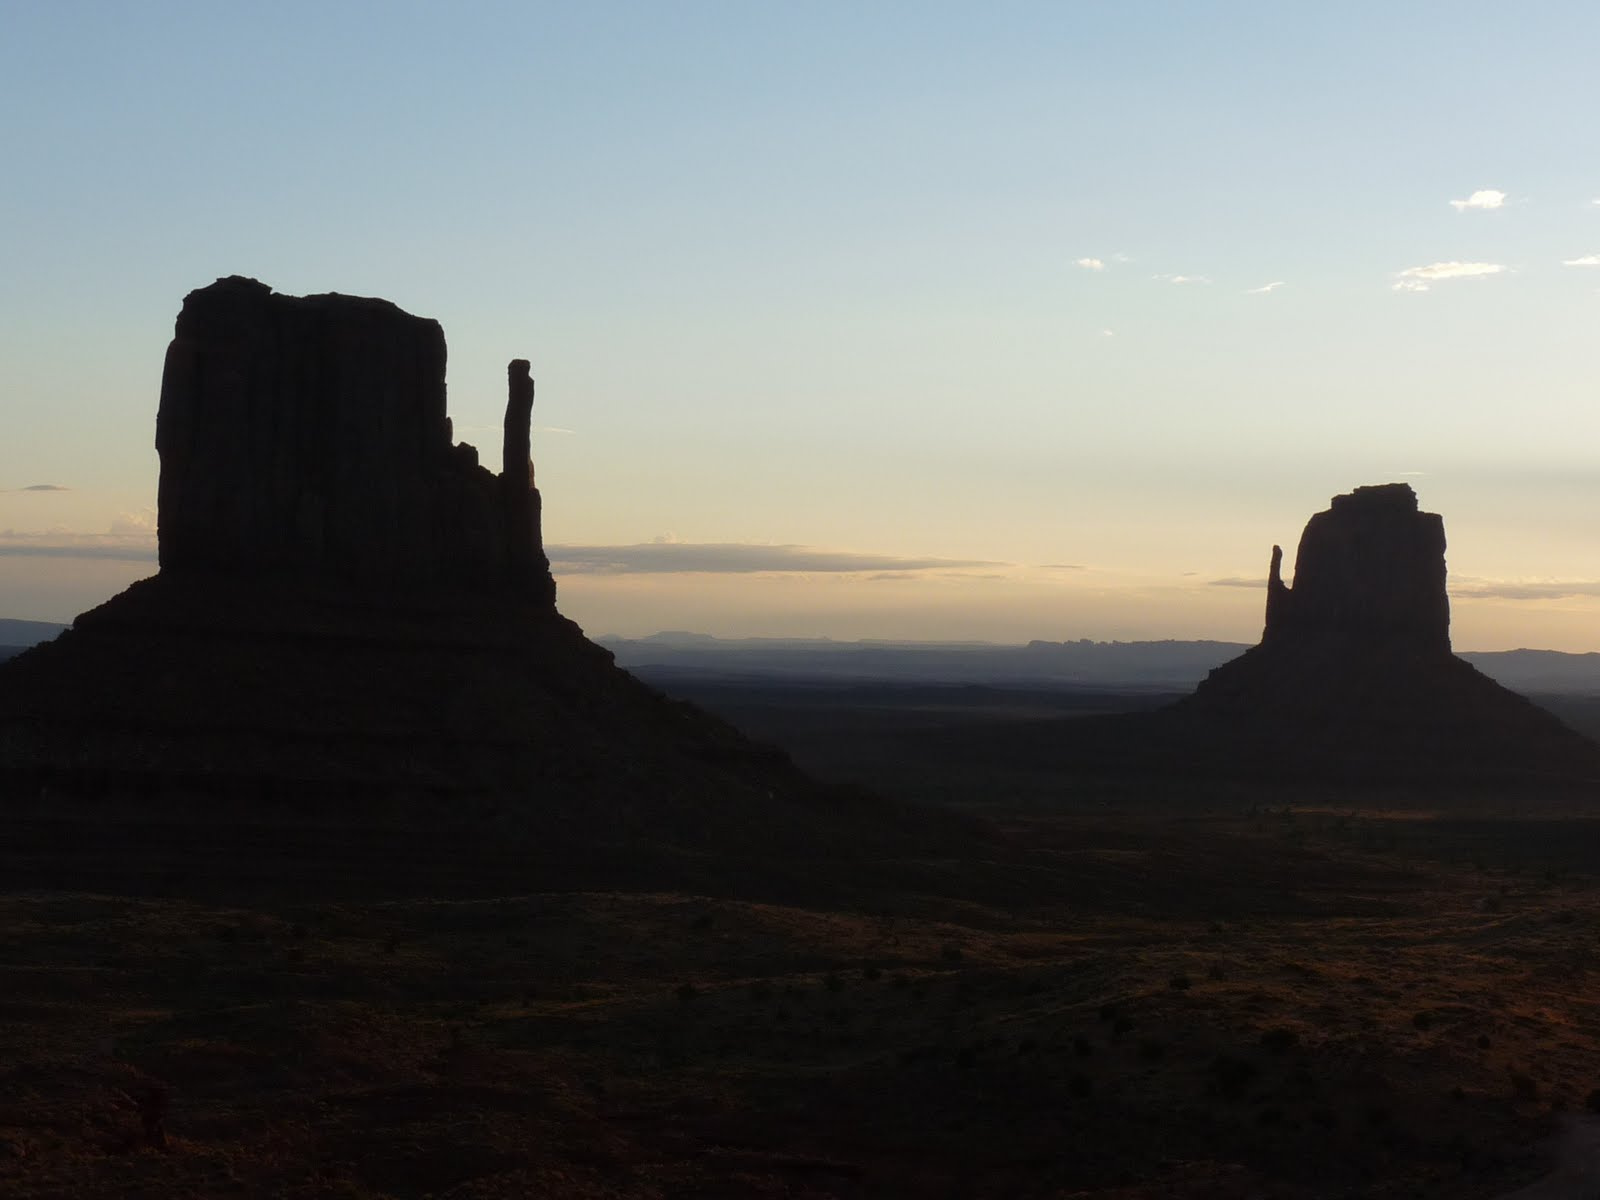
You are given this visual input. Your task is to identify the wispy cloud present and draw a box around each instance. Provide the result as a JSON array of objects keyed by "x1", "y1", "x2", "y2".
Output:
[
  {"x1": 1562, "y1": 254, "x2": 1600, "y2": 267},
  {"x1": 1075, "y1": 257, "x2": 1105, "y2": 271},
  {"x1": 1449, "y1": 189, "x2": 1507, "y2": 212},
  {"x1": 1156, "y1": 274, "x2": 1210, "y2": 285},
  {"x1": 1452, "y1": 577, "x2": 1600, "y2": 601},
  {"x1": 1209, "y1": 576, "x2": 1265, "y2": 589},
  {"x1": 548, "y1": 543, "x2": 1007, "y2": 576},
  {"x1": 0, "y1": 530, "x2": 157, "y2": 561},
  {"x1": 3, "y1": 484, "x2": 71, "y2": 493},
  {"x1": 1391, "y1": 261, "x2": 1506, "y2": 292},
  {"x1": 1038, "y1": 563, "x2": 1086, "y2": 570},
  {"x1": 1245, "y1": 281, "x2": 1285, "y2": 294},
  {"x1": 1098, "y1": 329, "x2": 1116, "y2": 338}
]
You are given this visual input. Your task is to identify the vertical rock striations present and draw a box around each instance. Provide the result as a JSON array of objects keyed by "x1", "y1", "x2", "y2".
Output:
[
  {"x1": 1262, "y1": 483, "x2": 1449, "y2": 652},
  {"x1": 0, "y1": 277, "x2": 866, "y2": 878},
  {"x1": 156, "y1": 276, "x2": 555, "y2": 604}
]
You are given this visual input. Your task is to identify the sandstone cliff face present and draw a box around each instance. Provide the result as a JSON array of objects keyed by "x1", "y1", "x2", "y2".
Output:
[
  {"x1": 155, "y1": 276, "x2": 554, "y2": 602},
  {"x1": 1162, "y1": 483, "x2": 1600, "y2": 782},
  {"x1": 0, "y1": 278, "x2": 889, "y2": 891},
  {"x1": 1263, "y1": 483, "x2": 1449, "y2": 653}
]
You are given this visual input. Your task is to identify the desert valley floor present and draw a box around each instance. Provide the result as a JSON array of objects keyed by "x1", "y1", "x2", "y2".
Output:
[{"x1": 7, "y1": 699, "x2": 1600, "y2": 1200}]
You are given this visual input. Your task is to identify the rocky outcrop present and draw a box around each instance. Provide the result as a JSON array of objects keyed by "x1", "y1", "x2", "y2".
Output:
[
  {"x1": 501, "y1": 359, "x2": 556, "y2": 606},
  {"x1": 0, "y1": 278, "x2": 919, "y2": 895},
  {"x1": 997, "y1": 484, "x2": 1600, "y2": 787},
  {"x1": 1160, "y1": 484, "x2": 1600, "y2": 781},
  {"x1": 156, "y1": 276, "x2": 554, "y2": 602},
  {"x1": 1262, "y1": 483, "x2": 1449, "y2": 652}
]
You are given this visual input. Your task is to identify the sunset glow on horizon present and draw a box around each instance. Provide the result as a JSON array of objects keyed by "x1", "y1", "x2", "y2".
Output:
[{"x1": 6, "y1": 3, "x2": 1600, "y2": 651}]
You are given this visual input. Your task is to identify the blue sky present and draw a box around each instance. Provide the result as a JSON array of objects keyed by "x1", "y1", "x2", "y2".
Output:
[{"x1": 6, "y1": 2, "x2": 1600, "y2": 647}]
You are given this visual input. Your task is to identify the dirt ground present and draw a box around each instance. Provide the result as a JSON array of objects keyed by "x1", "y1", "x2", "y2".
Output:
[{"x1": 4, "y1": 796, "x2": 1600, "y2": 1198}]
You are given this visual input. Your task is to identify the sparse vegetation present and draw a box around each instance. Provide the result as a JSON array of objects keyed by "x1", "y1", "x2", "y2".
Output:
[{"x1": 1, "y1": 793, "x2": 1593, "y2": 1198}]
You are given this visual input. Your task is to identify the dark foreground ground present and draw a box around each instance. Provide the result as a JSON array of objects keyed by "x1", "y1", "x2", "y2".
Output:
[{"x1": 7, "y1": 678, "x2": 1600, "y2": 1198}]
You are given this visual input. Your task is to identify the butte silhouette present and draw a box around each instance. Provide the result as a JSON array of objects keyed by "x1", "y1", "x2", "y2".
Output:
[
  {"x1": 0, "y1": 278, "x2": 911, "y2": 893},
  {"x1": 1142, "y1": 483, "x2": 1600, "y2": 783},
  {"x1": 927, "y1": 483, "x2": 1600, "y2": 787}
]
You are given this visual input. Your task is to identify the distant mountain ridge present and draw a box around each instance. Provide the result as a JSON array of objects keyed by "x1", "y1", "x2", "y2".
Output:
[
  {"x1": 9, "y1": 618, "x2": 1600, "y2": 695},
  {"x1": 599, "y1": 632, "x2": 1600, "y2": 697},
  {"x1": 0, "y1": 619, "x2": 69, "y2": 646},
  {"x1": 0, "y1": 620, "x2": 69, "y2": 664}
]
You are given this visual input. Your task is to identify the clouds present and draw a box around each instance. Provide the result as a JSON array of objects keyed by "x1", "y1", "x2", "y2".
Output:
[
  {"x1": 1449, "y1": 189, "x2": 1507, "y2": 212},
  {"x1": 1452, "y1": 578, "x2": 1600, "y2": 602},
  {"x1": 0, "y1": 530, "x2": 157, "y2": 561},
  {"x1": 1245, "y1": 281, "x2": 1285, "y2": 294},
  {"x1": 548, "y1": 542, "x2": 1006, "y2": 576},
  {"x1": 1562, "y1": 254, "x2": 1600, "y2": 267},
  {"x1": 1392, "y1": 261, "x2": 1506, "y2": 292},
  {"x1": 2, "y1": 484, "x2": 70, "y2": 493},
  {"x1": 1074, "y1": 257, "x2": 1105, "y2": 271},
  {"x1": 0, "y1": 533, "x2": 1008, "y2": 577},
  {"x1": 1155, "y1": 273, "x2": 1209, "y2": 285},
  {"x1": 1208, "y1": 574, "x2": 1600, "y2": 603}
]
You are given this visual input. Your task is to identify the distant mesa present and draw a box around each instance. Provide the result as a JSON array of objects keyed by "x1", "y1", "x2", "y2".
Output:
[
  {"x1": 1261, "y1": 483, "x2": 1448, "y2": 653},
  {"x1": 0, "y1": 278, "x2": 893, "y2": 893},
  {"x1": 932, "y1": 483, "x2": 1600, "y2": 786},
  {"x1": 1167, "y1": 483, "x2": 1600, "y2": 782}
]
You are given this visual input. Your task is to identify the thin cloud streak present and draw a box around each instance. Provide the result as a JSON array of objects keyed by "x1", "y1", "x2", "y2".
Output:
[
  {"x1": 1392, "y1": 261, "x2": 1506, "y2": 292},
  {"x1": 1246, "y1": 281, "x2": 1285, "y2": 294},
  {"x1": 1075, "y1": 257, "x2": 1105, "y2": 271},
  {"x1": 0, "y1": 531, "x2": 157, "y2": 561},
  {"x1": 1562, "y1": 254, "x2": 1600, "y2": 267},
  {"x1": 548, "y1": 542, "x2": 1007, "y2": 575},
  {"x1": 1207, "y1": 572, "x2": 1600, "y2": 601},
  {"x1": 1453, "y1": 578, "x2": 1600, "y2": 601}
]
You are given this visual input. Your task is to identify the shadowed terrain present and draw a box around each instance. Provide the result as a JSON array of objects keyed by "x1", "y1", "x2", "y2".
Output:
[{"x1": 6, "y1": 288, "x2": 1600, "y2": 1197}]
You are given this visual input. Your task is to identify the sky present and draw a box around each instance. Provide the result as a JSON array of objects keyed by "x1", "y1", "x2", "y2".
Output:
[{"x1": 5, "y1": 2, "x2": 1600, "y2": 649}]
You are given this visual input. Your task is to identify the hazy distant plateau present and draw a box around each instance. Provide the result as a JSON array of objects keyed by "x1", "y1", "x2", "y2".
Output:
[
  {"x1": 7, "y1": 621, "x2": 1600, "y2": 699},
  {"x1": 599, "y1": 631, "x2": 1600, "y2": 697}
]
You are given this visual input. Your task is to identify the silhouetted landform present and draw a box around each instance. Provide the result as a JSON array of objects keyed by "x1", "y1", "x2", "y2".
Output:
[
  {"x1": 603, "y1": 631, "x2": 1600, "y2": 698},
  {"x1": 1262, "y1": 483, "x2": 1450, "y2": 652},
  {"x1": 1466, "y1": 649, "x2": 1600, "y2": 694},
  {"x1": 157, "y1": 277, "x2": 555, "y2": 602},
  {"x1": 914, "y1": 486, "x2": 1600, "y2": 787},
  {"x1": 1155, "y1": 485, "x2": 1600, "y2": 782},
  {"x1": 603, "y1": 633, "x2": 1252, "y2": 690},
  {"x1": 0, "y1": 619, "x2": 69, "y2": 648},
  {"x1": 0, "y1": 279, "x2": 935, "y2": 894},
  {"x1": 13, "y1": 611, "x2": 1600, "y2": 695}
]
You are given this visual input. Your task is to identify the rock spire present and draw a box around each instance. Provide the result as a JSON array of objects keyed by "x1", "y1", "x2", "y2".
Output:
[{"x1": 155, "y1": 276, "x2": 555, "y2": 603}]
